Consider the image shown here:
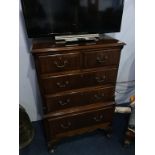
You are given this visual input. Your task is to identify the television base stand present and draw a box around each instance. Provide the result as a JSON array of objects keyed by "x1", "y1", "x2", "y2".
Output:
[
  {"x1": 32, "y1": 35, "x2": 121, "y2": 49},
  {"x1": 55, "y1": 33, "x2": 99, "y2": 41},
  {"x1": 55, "y1": 37, "x2": 98, "y2": 46}
]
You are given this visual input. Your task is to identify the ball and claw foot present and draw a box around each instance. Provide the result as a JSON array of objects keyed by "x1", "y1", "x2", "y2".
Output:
[
  {"x1": 123, "y1": 140, "x2": 131, "y2": 148},
  {"x1": 104, "y1": 127, "x2": 112, "y2": 139},
  {"x1": 48, "y1": 145, "x2": 56, "y2": 154},
  {"x1": 106, "y1": 133, "x2": 112, "y2": 138},
  {"x1": 49, "y1": 148, "x2": 55, "y2": 154}
]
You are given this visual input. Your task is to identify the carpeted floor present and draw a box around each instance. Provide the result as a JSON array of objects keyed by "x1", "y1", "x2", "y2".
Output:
[{"x1": 20, "y1": 113, "x2": 135, "y2": 155}]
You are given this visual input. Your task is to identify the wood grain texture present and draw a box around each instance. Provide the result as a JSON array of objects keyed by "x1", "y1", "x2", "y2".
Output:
[
  {"x1": 47, "y1": 122, "x2": 111, "y2": 148},
  {"x1": 45, "y1": 105, "x2": 114, "y2": 137},
  {"x1": 84, "y1": 49, "x2": 121, "y2": 69},
  {"x1": 44, "y1": 86, "x2": 115, "y2": 113},
  {"x1": 32, "y1": 36, "x2": 125, "y2": 149},
  {"x1": 37, "y1": 52, "x2": 81, "y2": 74},
  {"x1": 41, "y1": 68, "x2": 118, "y2": 94},
  {"x1": 32, "y1": 35, "x2": 125, "y2": 54}
]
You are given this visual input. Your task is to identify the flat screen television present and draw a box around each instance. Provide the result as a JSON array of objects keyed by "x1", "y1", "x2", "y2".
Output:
[{"x1": 21, "y1": 0, "x2": 124, "y2": 38}]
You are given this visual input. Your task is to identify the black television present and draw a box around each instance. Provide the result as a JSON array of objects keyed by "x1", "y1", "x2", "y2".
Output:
[{"x1": 21, "y1": 0, "x2": 124, "y2": 38}]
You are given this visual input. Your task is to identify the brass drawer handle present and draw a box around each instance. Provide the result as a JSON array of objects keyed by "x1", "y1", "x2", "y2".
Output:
[
  {"x1": 58, "y1": 99, "x2": 70, "y2": 106},
  {"x1": 95, "y1": 76, "x2": 106, "y2": 83},
  {"x1": 56, "y1": 81, "x2": 69, "y2": 88},
  {"x1": 96, "y1": 55, "x2": 108, "y2": 64},
  {"x1": 60, "y1": 121, "x2": 71, "y2": 129},
  {"x1": 93, "y1": 114, "x2": 104, "y2": 122},
  {"x1": 54, "y1": 60, "x2": 68, "y2": 68},
  {"x1": 94, "y1": 93, "x2": 105, "y2": 100}
]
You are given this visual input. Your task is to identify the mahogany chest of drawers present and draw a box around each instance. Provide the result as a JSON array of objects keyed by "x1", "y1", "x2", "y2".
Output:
[{"x1": 31, "y1": 36, "x2": 125, "y2": 150}]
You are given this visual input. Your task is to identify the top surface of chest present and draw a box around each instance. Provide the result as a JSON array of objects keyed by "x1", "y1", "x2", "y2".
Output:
[
  {"x1": 31, "y1": 36, "x2": 125, "y2": 76},
  {"x1": 31, "y1": 35, "x2": 125, "y2": 54}
]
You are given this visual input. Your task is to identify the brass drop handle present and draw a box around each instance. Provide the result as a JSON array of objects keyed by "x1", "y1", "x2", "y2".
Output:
[
  {"x1": 93, "y1": 114, "x2": 104, "y2": 122},
  {"x1": 58, "y1": 99, "x2": 70, "y2": 106},
  {"x1": 57, "y1": 81, "x2": 69, "y2": 88},
  {"x1": 60, "y1": 121, "x2": 71, "y2": 129},
  {"x1": 95, "y1": 76, "x2": 106, "y2": 83},
  {"x1": 54, "y1": 60, "x2": 68, "y2": 68},
  {"x1": 96, "y1": 55, "x2": 108, "y2": 63},
  {"x1": 94, "y1": 93, "x2": 105, "y2": 100}
]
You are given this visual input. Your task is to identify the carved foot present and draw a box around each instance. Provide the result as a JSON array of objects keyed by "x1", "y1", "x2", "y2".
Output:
[
  {"x1": 48, "y1": 142, "x2": 57, "y2": 154},
  {"x1": 123, "y1": 129, "x2": 135, "y2": 147},
  {"x1": 104, "y1": 126, "x2": 112, "y2": 138},
  {"x1": 49, "y1": 148, "x2": 55, "y2": 154}
]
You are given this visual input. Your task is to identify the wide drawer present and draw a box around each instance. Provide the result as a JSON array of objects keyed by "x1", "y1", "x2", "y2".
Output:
[
  {"x1": 37, "y1": 52, "x2": 81, "y2": 74},
  {"x1": 45, "y1": 105, "x2": 114, "y2": 137},
  {"x1": 84, "y1": 49, "x2": 121, "y2": 69},
  {"x1": 45, "y1": 86, "x2": 115, "y2": 113},
  {"x1": 41, "y1": 68, "x2": 118, "y2": 94}
]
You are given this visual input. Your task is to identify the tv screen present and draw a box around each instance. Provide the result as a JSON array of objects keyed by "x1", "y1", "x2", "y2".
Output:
[{"x1": 21, "y1": 0, "x2": 124, "y2": 38}]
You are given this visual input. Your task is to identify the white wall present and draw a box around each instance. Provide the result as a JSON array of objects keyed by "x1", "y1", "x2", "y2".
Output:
[
  {"x1": 19, "y1": 0, "x2": 135, "y2": 122},
  {"x1": 109, "y1": 0, "x2": 135, "y2": 104},
  {"x1": 19, "y1": 4, "x2": 43, "y2": 121},
  {"x1": 112, "y1": 0, "x2": 135, "y2": 104}
]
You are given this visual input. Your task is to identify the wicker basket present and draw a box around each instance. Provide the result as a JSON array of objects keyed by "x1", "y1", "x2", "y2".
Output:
[{"x1": 19, "y1": 105, "x2": 34, "y2": 149}]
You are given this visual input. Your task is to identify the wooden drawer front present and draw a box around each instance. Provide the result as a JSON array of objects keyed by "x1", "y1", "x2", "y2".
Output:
[
  {"x1": 37, "y1": 53, "x2": 81, "y2": 74},
  {"x1": 42, "y1": 68, "x2": 118, "y2": 94},
  {"x1": 84, "y1": 49, "x2": 121, "y2": 68},
  {"x1": 46, "y1": 106, "x2": 114, "y2": 136},
  {"x1": 45, "y1": 86, "x2": 115, "y2": 113},
  {"x1": 82, "y1": 69, "x2": 118, "y2": 87},
  {"x1": 42, "y1": 74, "x2": 81, "y2": 94}
]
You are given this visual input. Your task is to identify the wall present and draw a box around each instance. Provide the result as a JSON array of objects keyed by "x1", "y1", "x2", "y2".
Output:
[
  {"x1": 109, "y1": 0, "x2": 135, "y2": 104},
  {"x1": 19, "y1": 0, "x2": 135, "y2": 122},
  {"x1": 19, "y1": 3, "x2": 43, "y2": 121}
]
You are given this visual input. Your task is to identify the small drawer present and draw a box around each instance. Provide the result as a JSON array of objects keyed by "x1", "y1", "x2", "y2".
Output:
[
  {"x1": 41, "y1": 74, "x2": 82, "y2": 94},
  {"x1": 84, "y1": 49, "x2": 121, "y2": 68},
  {"x1": 45, "y1": 86, "x2": 115, "y2": 113},
  {"x1": 82, "y1": 68, "x2": 118, "y2": 87},
  {"x1": 45, "y1": 106, "x2": 114, "y2": 137},
  {"x1": 41, "y1": 68, "x2": 118, "y2": 94},
  {"x1": 37, "y1": 53, "x2": 81, "y2": 74}
]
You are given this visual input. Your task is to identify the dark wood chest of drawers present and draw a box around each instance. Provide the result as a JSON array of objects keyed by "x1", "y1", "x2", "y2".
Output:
[{"x1": 31, "y1": 36, "x2": 125, "y2": 150}]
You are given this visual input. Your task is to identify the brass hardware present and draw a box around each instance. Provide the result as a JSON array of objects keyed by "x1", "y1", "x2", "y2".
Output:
[
  {"x1": 56, "y1": 81, "x2": 69, "y2": 88},
  {"x1": 94, "y1": 93, "x2": 105, "y2": 100},
  {"x1": 96, "y1": 55, "x2": 108, "y2": 64},
  {"x1": 54, "y1": 60, "x2": 68, "y2": 68},
  {"x1": 60, "y1": 121, "x2": 71, "y2": 129},
  {"x1": 95, "y1": 76, "x2": 106, "y2": 83},
  {"x1": 58, "y1": 99, "x2": 70, "y2": 106},
  {"x1": 93, "y1": 114, "x2": 104, "y2": 122}
]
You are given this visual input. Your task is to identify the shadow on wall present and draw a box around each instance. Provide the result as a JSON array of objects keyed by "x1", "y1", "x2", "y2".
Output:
[
  {"x1": 108, "y1": 31, "x2": 135, "y2": 104},
  {"x1": 118, "y1": 50, "x2": 135, "y2": 81},
  {"x1": 20, "y1": 10, "x2": 43, "y2": 120},
  {"x1": 115, "y1": 55, "x2": 135, "y2": 104}
]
